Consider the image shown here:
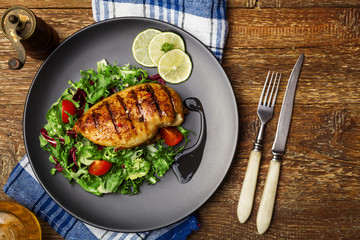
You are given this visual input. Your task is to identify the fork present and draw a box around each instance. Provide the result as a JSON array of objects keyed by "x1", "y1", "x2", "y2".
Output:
[{"x1": 237, "y1": 71, "x2": 281, "y2": 224}]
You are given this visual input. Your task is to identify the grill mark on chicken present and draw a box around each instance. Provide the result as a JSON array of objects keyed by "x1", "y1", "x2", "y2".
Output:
[
  {"x1": 130, "y1": 90, "x2": 145, "y2": 122},
  {"x1": 160, "y1": 85, "x2": 176, "y2": 117},
  {"x1": 104, "y1": 101, "x2": 120, "y2": 137},
  {"x1": 116, "y1": 94, "x2": 134, "y2": 129},
  {"x1": 145, "y1": 83, "x2": 162, "y2": 117},
  {"x1": 92, "y1": 112, "x2": 99, "y2": 129}
]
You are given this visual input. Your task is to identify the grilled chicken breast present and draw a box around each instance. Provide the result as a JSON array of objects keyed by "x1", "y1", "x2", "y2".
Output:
[{"x1": 73, "y1": 83, "x2": 184, "y2": 149}]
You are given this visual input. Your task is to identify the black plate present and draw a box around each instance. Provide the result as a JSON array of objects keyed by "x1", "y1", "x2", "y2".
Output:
[{"x1": 24, "y1": 17, "x2": 238, "y2": 232}]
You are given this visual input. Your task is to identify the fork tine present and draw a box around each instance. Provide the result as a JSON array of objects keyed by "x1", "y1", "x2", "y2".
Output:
[
  {"x1": 263, "y1": 72, "x2": 274, "y2": 106},
  {"x1": 267, "y1": 72, "x2": 280, "y2": 106},
  {"x1": 267, "y1": 72, "x2": 277, "y2": 106},
  {"x1": 271, "y1": 73, "x2": 281, "y2": 107},
  {"x1": 259, "y1": 71, "x2": 271, "y2": 105}
]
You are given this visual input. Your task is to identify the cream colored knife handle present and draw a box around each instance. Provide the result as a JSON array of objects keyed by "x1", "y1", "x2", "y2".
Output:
[
  {"x1": 256, "y1": 159, "x2": 281, "y2": 234},
  {"x1": 237, "y1": 150, "x2": 262, "y2": 223}
]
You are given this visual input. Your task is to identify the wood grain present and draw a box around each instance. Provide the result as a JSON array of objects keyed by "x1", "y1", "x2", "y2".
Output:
[
  {"x1": 0, "y1": 0, "x2": 91, "y2": 9},
  {"x1": 228, "y1": 8, "x2": 360, "y2": 48},
  {"x1": 258, "y1": 0, "x2": 360, "y2": 8},
  {"x1": 1, "y1": 1, "x2": 360, "y2": 239}
]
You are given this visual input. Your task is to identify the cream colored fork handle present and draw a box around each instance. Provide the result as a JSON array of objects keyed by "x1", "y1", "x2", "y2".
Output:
[
  {"x1": 256, "y1": 160, "x2": 281, "y2": 234},
  {"x1": 237, "y1": 150, "x2": 262, "y2": 223}
]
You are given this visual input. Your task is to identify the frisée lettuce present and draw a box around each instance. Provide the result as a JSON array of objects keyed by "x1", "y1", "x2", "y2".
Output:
[{"x1": 39, "y1": 60, "x2": 190, "y2": 196}]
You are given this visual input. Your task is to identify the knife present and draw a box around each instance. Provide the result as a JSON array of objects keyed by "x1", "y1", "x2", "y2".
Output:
[{"x1": 256, "y1": 53, "x2": 304, "y2": 234}]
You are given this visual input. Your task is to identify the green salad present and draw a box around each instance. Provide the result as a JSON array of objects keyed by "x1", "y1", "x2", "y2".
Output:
[{"x1": 39, "y1": 60, "x2": 190, "y2": 196}]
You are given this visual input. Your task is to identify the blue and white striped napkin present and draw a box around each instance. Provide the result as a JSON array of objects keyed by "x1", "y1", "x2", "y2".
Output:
[
  {"x1": 92, "y1": 0, "x2": 228, "y2": 62},
  {"x1": 4, "y1": 1, "x2": 228, "y2": 239},
  {"x1": 3, "y1": 155, "x2": 200, "y2": 240}
]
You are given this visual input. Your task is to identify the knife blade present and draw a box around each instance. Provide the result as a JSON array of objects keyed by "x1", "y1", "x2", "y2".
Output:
[
  {"x1": 272, "y1": 53, "x2": 304, "y2": 155},
  {"x1": 256, "y1": 53, "x2": 304, "y2": 234}
]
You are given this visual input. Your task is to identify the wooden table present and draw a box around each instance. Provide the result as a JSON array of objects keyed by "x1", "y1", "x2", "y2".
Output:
[{"x1": 1, "y1": 1, "x2": 360, "y2": 239}]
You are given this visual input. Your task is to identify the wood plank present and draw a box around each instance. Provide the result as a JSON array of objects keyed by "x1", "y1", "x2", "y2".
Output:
[
  {"x1": 223, "y1": 46, "x2": 360, "y2": 105},
  {"x1": 189, "y1": 199, "x2": 360, "y2": 239},
  {"x1": 229, "y1": 0, "x2": 360, "y2": 8},
  {"x1": 258, "y1": 0, "x2": 360, "y2": 8},
  {"x1": 227, "y1": 8, "x2": 360, "y2": 49},
  {"x1": 0, "y1": 1, "x2": 91, "y2": 9}
]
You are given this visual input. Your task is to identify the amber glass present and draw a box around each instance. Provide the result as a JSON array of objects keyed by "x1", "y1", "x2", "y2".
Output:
[{"x1": 0, "y1": 201, "x2": 41, "y2": 240}]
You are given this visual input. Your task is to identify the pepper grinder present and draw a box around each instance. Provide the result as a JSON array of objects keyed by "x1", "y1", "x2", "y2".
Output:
[{"x1": 1, "y1": 6, "x2": 59, "y2": 70}]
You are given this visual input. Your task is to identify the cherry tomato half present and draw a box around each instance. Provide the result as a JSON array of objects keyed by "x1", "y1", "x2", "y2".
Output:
[
  {"x1": 61, "y1": 100, "x2": 77, "y2": 123},
  {"x1": 159, "y1": 127, "x2": 184, "y2": 146},
  {"x1": 89, "y1": 160, "x2": 112, "y2": 176}
]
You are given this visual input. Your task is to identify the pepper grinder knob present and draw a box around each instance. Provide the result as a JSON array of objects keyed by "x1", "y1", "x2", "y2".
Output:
[
  {"x1": 8, "y1": 14, "x2": 18, "y2": 24},
  {"x1": 8, "y1": 57, "x2": 23, "y2": 70}
]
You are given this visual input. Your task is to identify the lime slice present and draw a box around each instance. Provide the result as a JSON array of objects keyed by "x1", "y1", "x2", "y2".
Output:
[
  {"x1": 132, "y1": 28, "x2": 161, "y2": 67},
  {"x1": 148, "y1": 32, "x2": 185, "y2": 66},
  {"x1": 157, "y1": 49, "x2": 192, "y2": 84}
]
